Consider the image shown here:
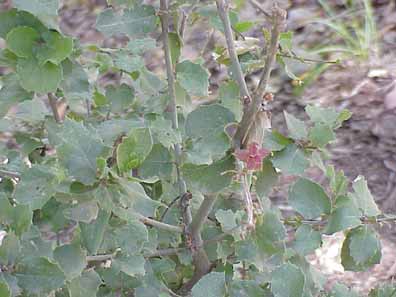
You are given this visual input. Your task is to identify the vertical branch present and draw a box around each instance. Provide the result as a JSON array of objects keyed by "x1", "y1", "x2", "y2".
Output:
[
  {"x1": 216, "y1": 0, "x2": 250, "y2": 99},
  {"x1": 48, "y1": 93, "x2": 61, "y2": 123},
  {"x1": 232, "y1": 4, "x2": 286, "y2": 148},
  {"x1": 179, "y1": 194, "x2": 218, "y2": 293},
  {"x1": 216, "y1": 1, "x2": 286, "y2": 232},
  {"x1": 253, "y1": 6, "x2": 287, "y2": 98},
  {"x1": 159, "y1": 0, "x2": 188, "y2": 197},
  {"x1": 159, "y1": 0, "x2": 194, "y2": 266}
]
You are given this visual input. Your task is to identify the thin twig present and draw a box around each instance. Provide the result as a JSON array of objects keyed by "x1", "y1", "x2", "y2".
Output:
[
  {"x1": 146, "y1": 247, "x2": 185, "y2": 258},
  {"x1": 278, "y1": 52, "x2": 339, "y2": 64},
  {"x1": 0, "y1": 169, "x2": 20, "y2": 179},
  {"x1": 86, "y1": 247, "x2": 185, "y2": 263},
  {"x1": 86, "y1": 253, "x2": 115, "y2": 262},
  {"x1": 203, "y1": 227, "x2": 240, "y2": 245},
  {"x1": 241, "y1": 170, "x2": 254, "y2": 228},
  {"x1": 179, "y1": 9, "x2": 187, "y2": 38},
  {"x1": 231, "y1": 25, "x2": 246, "y2": 40},
  {"x1": 160, "y1": 195, "x2": 181, "y2": 222},
  {"x1": 248, "y1": 0, "x2": 271, "y2": 19},
  {"x1": 254, "y1": 6, "x2": 287, "y2": 97},
  {"x1": 48, "y1": 93, "x2": 62, "y2": 123},
  {"x1": 135, "y1": 213, "x2": 184, "y2": 233}
]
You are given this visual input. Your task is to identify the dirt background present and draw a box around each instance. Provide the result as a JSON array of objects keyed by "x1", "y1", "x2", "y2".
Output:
[{"x1": 1, "y1": 0, "x2": 396, "y2": 293}]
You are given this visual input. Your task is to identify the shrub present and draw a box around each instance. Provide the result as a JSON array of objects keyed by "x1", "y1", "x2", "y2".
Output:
[{"x1": 0, "y1": 0, "x2": 391, "y2": 296}]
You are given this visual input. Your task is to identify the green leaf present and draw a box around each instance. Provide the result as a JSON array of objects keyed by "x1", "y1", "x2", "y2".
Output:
[
  {"x1": 140, "y1": 144, "x2": 173, "y2": 179},
  {"x1": 6, "y1": 26, "x2": 39, "y2": 58},
  {"x1": 369, "y1": 284, "x2": 396, "y2": 297},
  {"x1": 0, "y1": 232, "x2": 20, "y2": 266},
  {"x1": 279, "y1": 31, "x2": 293, "y2": 51},
  {"x1": 289, "y1": 178, "x2": 331, "y2": 219},
  {"x1": 341, "y1": 226, "x2": 381, "y2": 271},
  {"x1": 1, "y1": 274, "x2": 21, "y2": 297},
  {"x1": 198, "y1": 6, "x2": 238, "y2": 32},
  {"x1": 277, "y1": 55, "x2": 299, "y2": 81},
  {"x1": 0, "y1": 74, "x2": 33, "y2": 118},
  {"x1": 169, "y1": 32, "x2": 182, "y2": 66},
  {"x1": 235, "y1": 239, "x2": 258, "y2": 262},
  {"x1": 112, "y1": 254, "x2": 146, "y2": 277},
  {"x1": 56, "y1": 120, "x2": 107, "y2": 185},
  {"x1": 348, "y1": 175, "x2": 380, "y2": 217},
  {"x1": 150, "y1": 257, "x2": 176, "y2": 276},
  {"x1": 63, "y1": 201, "x2": 99, "y2": 223},
  {"x1": 150, "y1": 117, "x2": 182, "y2": 149},
  {"x1": 255, "y1": 211, "x2": 286, "y2": 255},
  {"x1": 263, "y1": 130, "x2": 292, "y2": 151},
  {"x1": 0, "y1": 9, "x2": 46, "y2": 39},
  {"x1": 292, "y1": 225, "x2": 322, "y2": 255},
  {"x1": 12, "y1": 0, "x2": 60, "y2": 26},
  {"x1": 137, "y1": 68, "x2": 166, "y2": 95},
  {"x1": 309, "y1": 123, "x2": 335, "y2": 147},
  {"x1": 117, "y1": 127, "x2": 153, "y2": 173},
  {"x1": 215, "y1": 209, "x2": 238, "y2": 233},
  {"x1": 35, "y1": 30, "x2": 73, "y2": 65},
  {"x1": 218, "y1": 80, "x2": 243, "y2": 122},
  {"x1": 19, "y1": 227, "x2": 54, "y2": 260},
  {"x1": 96, "y1": 6, "x2": 157, "y2": 37},
  {"x1": 234, "y1": 21, "x2": 255, "y2": 32},
  {"x1": 0, "y1": 48, "x2": 18, "y2": 68},
  {"x1": 14, "y1": 132, "x2": 42, "y2": 156},
  {"x1": 271, "y1": 144, "x2": 309, "y2": 175},
  {"x1": 113, "y1": 222, "x2": 148, "y2": 254},
  {"x1": 14, "y1": 97, "x2": 49, "y2": 122},
  {"x1": 97, "y1": 118, "x2": 144, "y2": 146},
  {"x1": 54, "y1": 244, "x2": 87, "y2": 281},
  {"x1": 0, "y1": 196, "x2": 32, "y2": 236},
  {"x1": 284, "y1": 111, "x2": 308, "y2": 140},
  {"x1": 182, "y1": 155, "x2": 234, "y2": 193},
  {"x1": 255, "y1": 160, "x2": 279, "y2": 198},
  {"x1": 326, "y1": 165, "x2": 348, "y2": 197},
  {"x1": 176, "y1": 60, "x2": 209, "y2": 97},
  {"x1": 305, "y1": 105, "x2": 350, "y2": 128},
  {"x1": 330, "y1": 283, "x2": 359, "y2": 297},
  {"x1": 185, "y1": 104, "x2": 234, "y2": 164},
  {"x1": 117, "y1": 179, "x2": 163, "y2": 217},
  {"x1": 191, "y1": 272, "x2": 226, "y2": 297},
  {"x1": 271, "y1": 263, "x2": 305, "y2": 297},
  {"x1": 61, "y1": 59, "x2": 90, "y2": 107},
  {"x1": 114, "y1": 51, "x2": 145, "y2": 73},
  {"x1": 67, "y1": 270, "x2": 102, "y2": 297},
  {"x1": 0, "y1": 280, "x2": 11, "y2": 297},
  {"x1": 325, "y1": 195, "x2": 361, "y2": 235},
  {"x1": 14, "y1": 164, "x2": 58, "y2": 210},
  {"x1": 337, "y1": 109, "x2": 352, "y2": 125},
  {"x1": 80, "y1": 209, "x2": 110, "y2": 254},
  {"x1": 16, "y1": 57, "x2": 62, "y2": 93},
  {"x1": 127, "y1": 37, "x2": 156, "y2": 55},
  {"x1": 15, "y1": 257, "x2": 66, "y2": 295},
  {"x1": 105, "y1": 83, "x2": 135, "y2": 113},
  {"x1": 229, "y1": 280, "x2": 269, "y2": 297}
]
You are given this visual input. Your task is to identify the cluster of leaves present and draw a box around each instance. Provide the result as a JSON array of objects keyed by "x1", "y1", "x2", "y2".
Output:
[{"x1": 0, "y1": 0, "x2": 393, "y2": 297}]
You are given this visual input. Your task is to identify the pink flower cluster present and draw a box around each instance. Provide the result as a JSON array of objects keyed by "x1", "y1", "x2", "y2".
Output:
[{"x1": 234, "y1": 142, "x2": 270, "y2": 171}]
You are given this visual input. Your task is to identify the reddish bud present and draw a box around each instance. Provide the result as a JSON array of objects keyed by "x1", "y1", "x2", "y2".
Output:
[{"x1": 234, "y1": 142, "x2": 270, "y2": 171}]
